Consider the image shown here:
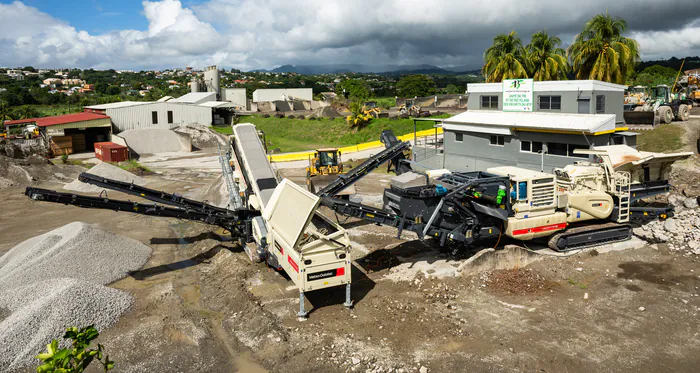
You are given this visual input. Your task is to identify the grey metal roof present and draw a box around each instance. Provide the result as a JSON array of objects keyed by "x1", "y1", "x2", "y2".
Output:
[
  {"x1": 170, "y1": 92, "x2": 216, "y2": 104},
  {"x1": 84, "y1": 101, "x2": 150, "y2": 109}
]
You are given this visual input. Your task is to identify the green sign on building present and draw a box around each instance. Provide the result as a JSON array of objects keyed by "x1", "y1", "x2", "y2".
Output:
[{"x1": 502, "y1": 78, "x2": 534, "y2": 112}]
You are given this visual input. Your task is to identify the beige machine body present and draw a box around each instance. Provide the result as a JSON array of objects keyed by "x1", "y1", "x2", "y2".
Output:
[{"x1": 262, "y1": 179, "x2": 352, "y2": 293}]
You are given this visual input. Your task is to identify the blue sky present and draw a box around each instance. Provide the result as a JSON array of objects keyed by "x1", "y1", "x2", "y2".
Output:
[
  {"x1": 7, "y1": 0, "x2": 209, "y2": 33},
  {"x1": 0, "y1": 0, "x2": 699, "y2": 70},
  {"x1": 8, "y1": 0, "x2": 147, "y2": 33}
]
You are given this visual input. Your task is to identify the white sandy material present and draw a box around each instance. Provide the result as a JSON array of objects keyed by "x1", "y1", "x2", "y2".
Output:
[
  {"x1": 120, "y1": 128, "x2": 191, "y2": 154},
  {"x1": 63, "y1": 162, "x2": 147, "y2": 193},
  {"x1": 0, "y1": 222, "x2": 152, "y2": 370}
]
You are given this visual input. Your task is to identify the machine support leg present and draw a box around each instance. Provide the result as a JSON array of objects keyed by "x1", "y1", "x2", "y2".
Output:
[
  {"x1": 344, "y1": 283, "x2": 353, "y2": 308},
  {"x1": 298, "y1": 292, "x2": 308, "y2": 318}
]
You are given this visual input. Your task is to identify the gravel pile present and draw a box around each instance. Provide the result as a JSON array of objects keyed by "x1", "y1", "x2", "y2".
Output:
[
  {"x1": 633, "y1": 196, "x2": 700, "y2": 255},
  {"x1": 174, "y1": 124, "x2": 227, "y2": 149},
  {"x1": 0, "y1": 222, "x2": 152, "y2": 371},
  {"x1": 63, "y1": 162, "x2": 147, "y2": 193}
]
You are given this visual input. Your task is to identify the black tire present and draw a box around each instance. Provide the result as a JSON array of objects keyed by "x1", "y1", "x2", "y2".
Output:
[
  {"x1": 659, "y1": 106, "x2": 673, "y2": 124},
  {"x1": 677, "y1": 104, "x2": 690, "y2": 121}
]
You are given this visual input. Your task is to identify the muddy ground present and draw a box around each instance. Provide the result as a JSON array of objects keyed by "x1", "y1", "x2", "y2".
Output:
[{"x1": 1, "y1": 151, "x2": 700, "y2": 373}]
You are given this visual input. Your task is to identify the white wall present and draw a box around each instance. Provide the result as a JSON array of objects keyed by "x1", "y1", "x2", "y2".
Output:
[
  {"x1": 223, "y1": 88, "x2": 247, "y2": 108},
  {"x1": 107, "y1": 102, "x2": 212, "y2": 132},
  {"x1": 252, "y1": 88, "x2": 313, "y2": 102}
]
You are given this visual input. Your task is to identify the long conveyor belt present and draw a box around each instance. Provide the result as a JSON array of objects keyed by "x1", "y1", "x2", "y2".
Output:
[
  {"x1": 78, "y1": 172, "x2": 236, "y2": 216},
  {"x1": 24, "y1": 187, "x2": 250, "y2": 234},
  {"x1": 231, "y1": 124, "x2": 278, "y2": 210},
  {"x1": 317, "y1": 139, "x2": 411, "y2": 198}
]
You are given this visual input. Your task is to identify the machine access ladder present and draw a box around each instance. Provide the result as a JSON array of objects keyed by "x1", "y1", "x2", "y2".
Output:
[{"x1": 614, "y1": 171, "x2": 631, "y2": 223}]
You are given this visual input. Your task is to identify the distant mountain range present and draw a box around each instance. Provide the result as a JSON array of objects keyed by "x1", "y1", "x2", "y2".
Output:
[{"x1": 251, "y1": 64, "x2": 481, "y2": 75}]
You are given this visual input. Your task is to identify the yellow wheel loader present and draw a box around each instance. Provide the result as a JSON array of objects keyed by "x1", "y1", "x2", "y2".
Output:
[{"x1": 306, "y1": 148, "x2": 356, "y2": 197}]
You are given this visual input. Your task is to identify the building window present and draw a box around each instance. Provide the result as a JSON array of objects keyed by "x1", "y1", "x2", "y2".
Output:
[
  {"x1": 167, "y1": 111, "x2": 173, "y2": 124},
  {"x1": 520, "y1": 140, "x2": 543, "y2": 153},
  {"x1": 546, "y1": 142, "x2": 589, "y2": 158},
  {"x1": 480, "y1": 95, "x2": 498, "y2": 110},
  {"x1": 538, "y1": 96, "x2": 561, "y2": 110},
  {"x1": 489, "y1": 135, "x2": 505, "y2": 146},
  {"x1": 596, "y1": 95, "x2": 605, "y2": 113},
  {"x1": 152, "y1": 111, "x2": 158, "y2": 124},
  {"x1": 547, "y1": 142, "x2": 568, "y2": 156},
  {"x1": 455, "y1": 133, "x2": 463, "y2": 142},
  {"x1": 568, "y1": 144, "x2": 589, "y2": 158}
]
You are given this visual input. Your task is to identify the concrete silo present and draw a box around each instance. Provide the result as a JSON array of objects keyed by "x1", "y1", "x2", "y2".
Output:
[{"x1": 204, "y1": 66, "x2": 220, "y2": 98}]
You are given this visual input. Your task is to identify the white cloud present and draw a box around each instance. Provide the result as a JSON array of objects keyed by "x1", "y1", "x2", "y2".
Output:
[
  {"x1": 632, "y1": 21, "x2": 700, "y2": 60},
  {"x1": 0, "y1": 0, "x2": 698, "y2": 70}
]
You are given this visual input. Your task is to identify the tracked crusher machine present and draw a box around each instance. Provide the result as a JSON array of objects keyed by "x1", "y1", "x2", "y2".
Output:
[{"x1": 23, "y1": 123, "x2": 689, "y2": 316}]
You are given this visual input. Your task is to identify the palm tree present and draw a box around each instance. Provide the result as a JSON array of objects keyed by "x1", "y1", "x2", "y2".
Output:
[
  {"x1": 526, "y1": 30, "x2": 569, "y2": 81},
  {"x1": 482, "y1": 31, "x2": 529, "y2": 82},
  {"x1": 567, "y1": 13, "x2": 640, "y2": 84},
  {"x1": 18, "y1": 106, "x2": 39, "y2": 120},
  {"x1": 0, "y1": 101, "x2": 15, "y2": 123}
]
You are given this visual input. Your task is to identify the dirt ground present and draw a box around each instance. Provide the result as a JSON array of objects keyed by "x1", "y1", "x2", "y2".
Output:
[{"x1": 1, "y1": 152, "x2": 700, "y2": 373}]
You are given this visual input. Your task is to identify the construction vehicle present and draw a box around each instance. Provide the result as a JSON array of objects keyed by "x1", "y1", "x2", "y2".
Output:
[
  {"x1": 306, "y1": 148, "x2": 356, "y2": 197},
  {"x1": 398, "y1": 104, "x2": 422, "y2": 117},
  {"x1": 624, "y1": 85, "x2": 647, "y2": 107},
  {"x1": 317, "y1": 142, "x2": 691, "y2": 254},
  {"x1": 623, "y1": 84, "x2": 692, "y2": 125},
  {"x1": 25, "y1": 123, "x2": 353, "y2": 318}
]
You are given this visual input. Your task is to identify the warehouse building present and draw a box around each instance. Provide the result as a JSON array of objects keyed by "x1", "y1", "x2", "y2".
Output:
[
  {"x1": 85, "y1": 95, "x2": 236, "y2": 132},
  {"x1": 436, "y1": 111, "x2": 635, "y2": 172},
  {"x1": 252, "y1": 88, "x2": 313, "y2": 103},
  {"x1": 4, "y1": 112, "x2": 112, "y2": 154},
  {"x1": 466, "y1": 80, "x2": 626, "y2": 124}
]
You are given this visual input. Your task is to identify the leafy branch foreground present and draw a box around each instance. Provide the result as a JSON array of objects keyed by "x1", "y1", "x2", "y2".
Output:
[{"x1": 35, "y1": 325, "x2": 114, "y2": 373}]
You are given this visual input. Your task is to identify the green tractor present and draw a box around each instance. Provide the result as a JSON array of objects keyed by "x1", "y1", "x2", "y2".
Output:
[{"x1": 623, "y1": 84, "x2": 692, "y2": 125}]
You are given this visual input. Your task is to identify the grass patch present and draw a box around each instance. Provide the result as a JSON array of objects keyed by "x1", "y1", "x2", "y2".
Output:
[
  {"x1": 214, "y1": 114, "x2": 449, "y2": 152},
  {"x1": 373, "y1": 97, "x2": 397, "y2": 109},
  {"x1": 30, "y1": 105, "x2": 83, "y2": 117},
  {"x1": 635, "y1": 124, "x2": 684, "y2": 153},
  {"x1": 567, "y1": 278, "x2": 588, "y2": 289},
  {"x1": 114, "y1": 160, "x2": 153, "y2": 176}
]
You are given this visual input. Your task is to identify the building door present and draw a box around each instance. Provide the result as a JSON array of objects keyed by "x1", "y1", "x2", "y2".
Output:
[{"x1": 578, "y1": 99, "x2": 590, "y2": 114}]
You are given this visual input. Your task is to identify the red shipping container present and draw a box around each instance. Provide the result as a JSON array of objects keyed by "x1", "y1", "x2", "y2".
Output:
[{"x1": 94, "y1": 142, "x2": 129, "y2": 162}]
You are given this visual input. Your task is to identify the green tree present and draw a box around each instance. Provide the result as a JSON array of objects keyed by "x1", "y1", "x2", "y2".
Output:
[
  {"x1": 632, "y1": 65, "x2": 677, "y2": 87},
  {"x1": 18, "y1": 105, "x2": 40, "y2": 119},
  {"x1": 105, "y1": 86, "x2": 120, "y2": 95},
  {"x1": 567, "y1": 13, "x2": 640, "y2": 84},
  {"x1": 482, "y1": 31, "x2": 529, "y2": 82},
  {"x1": 335, "y1": 79, "x2": 371, "y2": 100},
  {"x1": 396, "y1": 75, "x2": 437, "y2": 97},
  {"x1": 443, "y1": 84, "x2": 462, "y2": 94},
  {"x1": 526, "y1": 30, "x2": 569, "y2": 81},
  {"x1": 0, "y1": 101, "x2": 15, "y2": 123}
]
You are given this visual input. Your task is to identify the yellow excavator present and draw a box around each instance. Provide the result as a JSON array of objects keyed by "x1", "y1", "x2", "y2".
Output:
[{"x1": 306, "y1": 148, "x2": 356, "y2": 197}]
